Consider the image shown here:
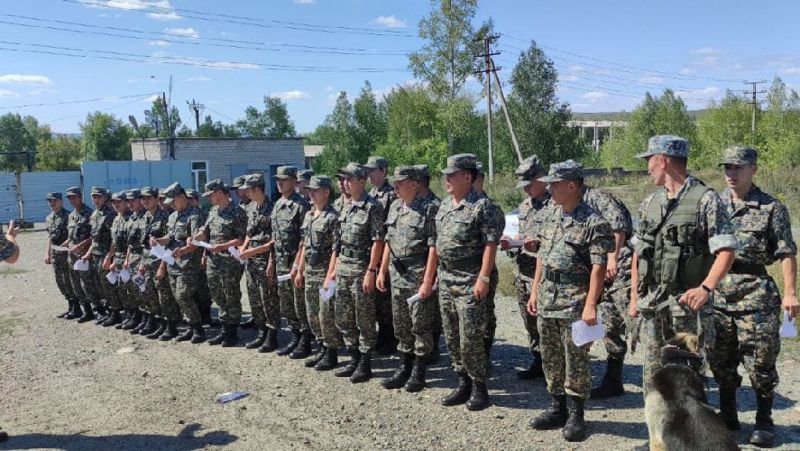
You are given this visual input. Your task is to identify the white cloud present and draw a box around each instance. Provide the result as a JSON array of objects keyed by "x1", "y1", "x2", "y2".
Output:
[
  {"x1": 560, "y1": 74, "x2": 579, "y2": 82},
  {"x1": 690, "y1": 48, "x2": 720, "y2": 56},
  {"x1": 680, "y1": 68, "x2": 695, "y2": 75},
  {"x1": 372, "y1": 15, "x2": 407, "y2": 29},
  {"x1": 0, "y1": 74, "x2": 53, "y2": 85},
  {"x1": 675, "y1": 87, "x2": 720, "y2": 98},
  {"x1": 163, "y1": 27, "x2": 200, "y2": 39},
  {"x1": 184, "y1": 76, "x2": 211, "y2": 82},
  {"x1": 149, "y1": 40, "x2": 171, "y2": 46},
  {"x1": 293, "y1": 0, "x2": 315, "y2": 4},
  {"x1": 780, "y1": 67, "x2": 800, "y2": 75},
  {"x1": 82, "y1": 0, "x2": 181, "y2": 19},
  {"x1": 0, "y1": 89, "x2": 20, "y2": 98},
  {"x1": 690, "y1": 56, "x2": 720, "y2": 68},
  {"x1": 582, "y1": 91, "x2": 609, "y2": 101},
  {"x1": 151, "y1": 52, "x2": 258, "y2": 70},
  {"x1": 27, "y1": 88, "x2": 58, "y2": 96},
  {"x1": 638, "y1": 75, "x2": 664, "y2": 85},
  {"x1": 271, "y1": 90, "x2": 311, "y2": 100}
]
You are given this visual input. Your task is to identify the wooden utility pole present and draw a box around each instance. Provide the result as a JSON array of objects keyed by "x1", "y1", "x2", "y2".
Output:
[
  {"x1": 474, "y1": 35, "x2": 500, "y2": 182},
  {"x1": 743, "y1": 80, "x2": 767, "y2": 135},
  {"x1": 187, "y1": 99, "x2": 205, "y2": 132},
  {"x1": 490, "y1": 58, "x2": 523, "y2": 164}
]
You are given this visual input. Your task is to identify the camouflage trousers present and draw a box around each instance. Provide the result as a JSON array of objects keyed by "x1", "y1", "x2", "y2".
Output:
[
  {"x1": 711, "y1": 308, "x2": 780, "y2": 397},
  {"x1": 376, "y1": 279, "x2": 393, "y2": 328},
  {"x1": 52, "y1": 253, "x2": 77, "y2": 303},
  {"x1": 167, "y1": 271, "x2": 201, "y2": 325},
  {"x1": 439, "y1": 268, "x2": 489, "y2": 384},
  {"x1": 112, "y1": 256, "x2": 136, "y2": 310},
  {"x1": 195, "y1": 270, "x2": 212, "y2": 318},
  {"x1": 600, "y1": 277, "x2": 632, "y2": 361},
  {"x1": 245, "y1": 261, "x2": 280, "y2": 330},
  {"x1": 335, "y1": 264, "x2": 377, "y2": 353},
  {"x1": 304, "y1": 269, "x2": 343, "y2": 349},
  {"x1": 514, "y1": 273, "x2": 539, "y2": 355},
  {"x1": 276, "y1": 254, "x2": 309, "y2": 333},
  {"x1": 389, "y1": 265, "x2": 435, "y2": 357},
  {"x1": 538, "y1": 316, "x2": 592, "y2": 398},
  {"x1": 78, "y1": 254, "x2": 112, "y2": 310},
  {"x1": 68, "y1": 253, "x2": 87, "y2": 303},
  {"x1": 485, "y1": 266, "x2": 498, "y2": 343},
  {"x1": 207, "y1": 261, "x2": 244, "y2": 325}
]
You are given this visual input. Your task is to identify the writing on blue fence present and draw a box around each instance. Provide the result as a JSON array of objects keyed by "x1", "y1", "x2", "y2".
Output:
[{"x1": 107, "y1": 177, "x2": 139, "y2": 186}]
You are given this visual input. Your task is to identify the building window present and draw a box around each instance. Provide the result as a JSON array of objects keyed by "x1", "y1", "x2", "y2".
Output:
[{"x1": 192, "y1": 161, "x2": 208, "y2": 191}]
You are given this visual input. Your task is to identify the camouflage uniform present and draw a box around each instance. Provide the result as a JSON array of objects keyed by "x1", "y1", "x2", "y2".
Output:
[
  {"x1": 335, "y1": 178, "x2": 386, "y2": 353},
  {"x1": 474, "y1": 189, "x2": 502, "y2": 347},
  {"x1": 125, "y1": 202, "x2": 147, "y2": 313},
  {"x1": 332, "y1": 193, "x2": 349, "y2": 214},
  {"x1": 45, "y1": 198, "x2": 76, "y2": 307},
  {"x1": 140, "y1": 201, "x2": 172, "y2": 318},
  {"x1": 244, "y1": 194, "x2": 281, "y2": 330},
  {"x1": 82, "y1": 193, "x2": 115, "y2": 312},
  {"x1": 435, "y1": 174, "x2": 504, "y2": 385},
  {"x1": 65, "y1": 194, "x2": 93, "y2": 307},
  {"x1": 633, "y1": 136, "x2": 737, "y2": 392},
  {"x1": 109, "y1": 205, "x2": 132, "y2": 310},
  {"x1": 0, "y1": 224, "x2": 15, "y2": 261},
  {"x1": 367, "y1": 161, "x2": 397, "y2": 343},
  {"x1": 203, "y1": 197, "x2": 248, "y2": 325},
  {"x1": 164, "y1": 192, "x2": 205, "y2": 325},
  {"x1": 271, "y1": 188, "x2": 311, "y2": 333},
  {"x1": 415, "y1": 165, "x2": 443, "y2": 341},
  {"x1": 302, "y1": 201, "x2": 343, "y2": 349}
]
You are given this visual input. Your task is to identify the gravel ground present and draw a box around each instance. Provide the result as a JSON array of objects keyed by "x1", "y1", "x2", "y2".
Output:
[{"x1": 1, "y1": 229, "x2": 799, "y2": 450}]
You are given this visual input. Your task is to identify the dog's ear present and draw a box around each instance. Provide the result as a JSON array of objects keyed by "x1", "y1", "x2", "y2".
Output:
[
  {"x1": 670, "y1": 333, "x2": 700, "y2": 353},
  {"x1": 661, "y1": 344, "x2": 704, "y2": 370}
]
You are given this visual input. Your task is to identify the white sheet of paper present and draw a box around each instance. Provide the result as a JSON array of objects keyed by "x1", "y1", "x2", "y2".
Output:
[
  {"x1": 105, "y1": 271, "x2": 118, "y2": 285},
  {"x1": 162, "y1": 250, "x2": 175, "y2": 266},
  {"x1": 151, "y1": 244, "x2": 166, "y2": 258},
  {"x1": 319, "y1": 281, "x2": 336, "y2": 301},
  {"x1": 228, "y1": 246, "x2": 246, "y2": 264},
  {"x1": 118, "y1": 269, "x2": 131, "y2": 283},
  {"x1": 406, "y1": 293, "x2": 421, "y2": 305},
  {"x1": 277, "y1": 273, "x2": 292, "y2": 282},
  {"x1": 51, "y1": 245, "x2": 71, "y2": 252},
  {"x1": 73, "y1": 259, "x2": 90, "y2": 271},
  {"x1": 194, "y1": 240, "x2": 213, "y2": 250},
  {"x1": 572, "y1": 316, "x2": 605, "y2": 346},
  {"x1": 781, "y1": 311, "x2": 797, "y2": 338},
  {"x1": 133, "y1": 274, "x2": 146, "y2": 293}
]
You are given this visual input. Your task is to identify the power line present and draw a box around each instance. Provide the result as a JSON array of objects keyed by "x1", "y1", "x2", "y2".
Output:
[
  {"x1": 0, "y1": 92, "x2": 159, "y2": 110},
  {"x1": 743, "y1": 80, "x2": 767, "y2": 134},
  {"x1": 43, "y1": 93, "x2": 158, "y2": 124},
  {"x1": 204, "y1": 106, "x2": 238, "y2": 123}
]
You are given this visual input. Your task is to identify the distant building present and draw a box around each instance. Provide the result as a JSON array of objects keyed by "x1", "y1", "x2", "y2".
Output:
[
  {"x1": 304, "y1": 144, "x2": 324, "y2": 169},
  {"x1": 568, "y1": 120, "x2": 628, "y2": 151},
  {"x1": 131, "y1": 137, "x2": 304, "y2": 198}
]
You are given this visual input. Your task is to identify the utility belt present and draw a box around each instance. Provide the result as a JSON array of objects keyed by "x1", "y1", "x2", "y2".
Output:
[
  {"x1": 541, "y1": 268, "x2": 588, "y2": 286},
  {"x1": 340, "y1": 246, "x2": 370, "y2": 261},
  {"x1": 728, "y1": 262, "x2": 768, "y2": 276},
  {"x1": 440, "y1": 256, "x2": 480, "y2": 272}
]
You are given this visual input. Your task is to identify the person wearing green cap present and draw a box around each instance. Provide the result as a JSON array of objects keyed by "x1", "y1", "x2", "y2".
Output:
[
  {"x1": 78, "y1": 187, "x2": 117, "y2": 325},
  {"x1": 100, "y1": 192, "x2": 132, "y2": 328},
  {"x1": 332, "y1": 172, "x2": 350, "y2": 214},
  {"x1": 120, "y1": 190, "x2": 147, "y2": 331},
  {"x1": 629, "y1": 135, "x2": 737, "y2": 400},
  {"x1": 710, "y1": 146, "x2": 798, "y2": 447},
  {"x1": 44, "y1": 192, "x2": 77, "y2": 319}
]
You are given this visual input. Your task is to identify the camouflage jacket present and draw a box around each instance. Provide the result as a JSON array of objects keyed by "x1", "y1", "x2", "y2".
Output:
[
  {"x1": 45, "y1": 207, "x2": 70, "y2": 247},
  {"x1": 203, "y1": 202, "x2": 247, "y2": 270},
  {"x1": 535, "y1": 201, "x2": 614, "y2": 319},
  {"x1": 245, "y1": 199, "x2": 273, "y2": 270},
  {"x1": 142, "y1": 207, "x2": 170, "y2": 264},
  {"x1": 301, "y1": 204, "x2": 339, "y2": 273},
  {"x1": 271, "y1": 192, "x2": 310, "y2": 263},
  {"x1": 336, "y1": 191, "x2": 385, "y2": 273},
  {"x1": 582, "y1": 186, "x2": 634, "y2": 281},
  {"x1": 513, "y1": 193, "x2": 550, "y2": 278},
  {"x1": 0, "y1": 225, "x2": 15, "y2": 262},
  {"x1": 386, "y1": 195, "x2": 439, "y2": 274},
  {"x1": 369, "y1": 181, "x2": 396, "y2": 222},
  {"x1": 126, "y1": 209, "x2": 147, "y2": 255},
  {"x1": 166, "y1": 206, "x2": 204, "y2": 275},
  {"x1": 110, "y1": 210, "x2": 132, "y2": 259},
  {"x1": 89, "y1": 203, "x2": 115, "y2": 257},
  {"x1": 67, "y1": 204, "x2": 93, "y2": 245},
  {"x1": 333, "y1": 194, "x2": 349, "y2": 215},
  {"x1": 435, "y1": 189, "x2": 504, "y2": 273}
]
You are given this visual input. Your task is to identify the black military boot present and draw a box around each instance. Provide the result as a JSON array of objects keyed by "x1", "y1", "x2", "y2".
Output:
[
  {"x1": 239, "y1": 316, "x2": 255, "y2": 329},
  {"x1": 751, "y1": 394, "x2": 775, "y2": 448},
  {"x1": 530, "y1": 395, "x2": 568, "y2": 430},
  {"x1": 315, "y1": 347, "x2": 338, "y2": 371},
  {"x1": 376, "y1": 323, "x2": 398, "y2": 356},
  {"x1": 404, "y1": 356, "x2": 427, "y2": 393},
  {"x1": 590, "y1": 357, "x2": 625, "y2": 398},
  {"x1": 562, "y1": 396, "x2": 588, "y2": 442},
  {"x1": 94, "y1": 306, "x2": 108, "y2": 325},
  {"x1": 245, "y1": 325, "x2": 268, "y2": 349},
  {"x1": 516, "y1": 351, "x2": 545, "y2": 380},
  {"x1": 66, "y1": 301, "x2": 83, "y2": 320},
  {"x1": 335, "y1": 346, "x2": 361, "y2": 377},
  {"x1": 146, "y1": 318, "x2": 165, "y2": 339},
  {"x1": 221, "y1": 324, "x2": 239, "y2": 347},
  {"x1": 76, "y1": 305, "x2": 95, "y2": 323},
  {"x1": 122, "y1": 311, "x2": 141, "y2": 330},
  {"x1": 305, "y1": 341, "x2": 326, "y2": 368},
  {"x1": 441, "y1": 372, "x2": 473, "y2": 406},
  {"x1": 58, "y1": 301, "x2": 73, "y2": 318},
  {"x1": 466, "y1": 381, "x2": 490, "y2": 411},
  {"x1": 207, "y1": 326, "x2": 226, "y2": 346},
  {"x1": 350, "y1": 350, "x2": 372, "y2": 383},
  {"x1": 131, "y1": 313, "x2": 149, "y2": 334},
  {"x1": 158, "y1": 320, "x2": 179, "y2": 341},
  {"x1": 258, "y1": 328, "x2": 279, "y2": 353},
  {"x1": 175, "y1": 323, "x2": 195, "y2": 342},
  {"x1": 290, "y1": 333, "x2": 313, "y2": 359},
  {"x1": 199, "y1": 302, "x2": 212, "y2": 326},
  {"x1": 718, "y1": 386, "x2": 741, "y2": 431},
  {"x1": 115, "y1": 310, "x2": 130, "y2": 329},
  {"x1": 382, "y1": 352, "x2": 414, "y2": 389},
  {"x1": 190, "y1": 324, "x2": 207, "y2": 344},
  {"x1": 277, "y1": 329, "x2": 301, "y2": 356},
  {"x1": 102, "y1": 310, "x2": 122, "y2": 327}
]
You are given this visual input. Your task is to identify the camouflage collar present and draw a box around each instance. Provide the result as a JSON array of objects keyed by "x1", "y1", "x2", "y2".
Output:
[
  {"x1": 723, "y1": 184, "x2": 763, "y2": 209},
  {"x1": 350, "y1": 191, "x2": 369, "y2": 207}
]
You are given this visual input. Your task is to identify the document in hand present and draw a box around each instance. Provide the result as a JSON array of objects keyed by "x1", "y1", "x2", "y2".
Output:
[
  {"x1": 73, "y1": 259, "x2": 90, "y2": 271},
  {"x1": 781, "y1": 311, "x2": 797, "y2": 338},
  {"x1": 572, "y1": 314, "x2": 605, "y2": 346}
]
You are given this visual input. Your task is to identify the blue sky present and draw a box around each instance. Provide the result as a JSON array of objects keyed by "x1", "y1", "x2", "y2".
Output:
[{"x1": 1, "y1": 0, "x2": 799, "y2": 134}]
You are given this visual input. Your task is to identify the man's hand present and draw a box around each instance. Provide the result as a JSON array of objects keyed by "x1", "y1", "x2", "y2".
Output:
[
  {"x1": 363, "y1": 271, "x2": 376, "y2": 294},
  {"x1": 323, "y1": 276, "x2": 333, "y2": 291},
  {"x1": 418, "y1": 280, "x2": 433, "y2": 300},
  {"x1": 499, "y1": 235, "x2": 511, "y2": 251},
  {"x1": 523, "y1": 237, "x2": 540, "y2": 253},
  {"x1": 376, "y1": 272, "x2": 387, "y2": 293},
  {"x1": 783, "y1": 292, "x2": 800, "y2": 320},
  {"x1": 210, "y1": 244, "x2": 226, "y2": 254},
  {"x1": 156, "y1": 264, "x2": 166, "y2": 280},
  {"x1": 293, "y1": 272, "x2": 304, "y2": 289},
  {"x1": 527, "y1": 297, "x2": 537, "y2": 316},
  {"x1": 627, "y1": 302, "x2": 639, "y2": 319},
  {"x1": 6, "y1": 220, "x2": 18, "y2": 239},
  {"x1": 582, "y1": 303, "x2": 598, "y2": 326},
  {"x1": 238, "y1": 248, "x2": 255, "y2": 260},
  {"x1": 473, "y1": 278, "x2": 489, "y2": 300},
  {"x1": 606, "y1": 253, "x2": 619, "y2": 282},
  {"x1": 266, "y1": 259, "x2": 275, "y2": 278},
  {"x1": 45, "y1": 255, "x2": 51, "y2": 265},
  {"x1": 679, "y1": 286, "x2": 710, "y2": 311}
]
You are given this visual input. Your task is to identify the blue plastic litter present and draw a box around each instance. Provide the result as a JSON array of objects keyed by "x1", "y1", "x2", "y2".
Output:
[{"x1": 216, "y1": 391, "x2": 249, "y2": 404}]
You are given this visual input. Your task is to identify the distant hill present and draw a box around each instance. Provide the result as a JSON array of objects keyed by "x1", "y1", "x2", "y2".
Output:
[{"x1": 572, "y1": 109, "x2": 709, "y2": 122}]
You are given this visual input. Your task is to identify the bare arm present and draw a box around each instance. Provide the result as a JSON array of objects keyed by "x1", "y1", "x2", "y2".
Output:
[
  {"x1": 582, "y1": 264, "x2": 607, "y2": 325},
  {"x1": 527, "y1": 257, "x2": 544, "y2": 315},
  {"x1": 474, "y1": 243, "x2": 498, "y2": 300},
  {"x1": 781, "y1": 255, "x2": 799, "y2": 319}
]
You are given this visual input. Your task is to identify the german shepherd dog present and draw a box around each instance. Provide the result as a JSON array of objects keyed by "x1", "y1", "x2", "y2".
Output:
[{"x1": 644, "y1": 333, "x2": 739, "y2": 451}]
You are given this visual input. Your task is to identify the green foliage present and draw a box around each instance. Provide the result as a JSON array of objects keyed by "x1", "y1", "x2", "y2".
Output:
[
  {"x1": 36, "y1": 135, "x2": 82, "y2": 171},
  {"x1": 149, "y1": 96, "x2": 182, "y2": 138},
  {"x1": 236, "y1": 96, "x2": 297, "y2": 138},
  {"x1": 312, "y1": 91, "x2": 360, "y2": 175},
  {"x1": 353, "y1": 81, "x2": 388, "y2": 155},
  {"x1": 0, "y1": 113, "x2": 50, "y2": 172},
  {"x1": 79, "y1": 111, "x2": 132, "y2": 161},
  {"x1": 693, "y1": 92, "x2": 756, "y2": 168},
  {"x1": 196, "y1": 115, "x2": 241, "y2": 138}
]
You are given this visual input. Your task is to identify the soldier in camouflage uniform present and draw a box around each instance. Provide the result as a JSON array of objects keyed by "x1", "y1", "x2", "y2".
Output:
[
  {"x1": 194, "y1": 179, "x2": 247, "y2": 347},
  {"x1": 435, "y1": 154, "x2": 504, "y2": 412},
  {"x1": 79, "y1": 187, "x2": 116, "y2": 324},
  {"x1": 270, "y1": 166, "x2": 313, "y2": 358},
  {"x1": 100, "y1": 191, "x2": 131, "y2": 327},
  {"x1": 186, "y1": 189, "x2": 213, "y2": 326},
  {"x1": 64, "y1": 187, "x2": 93, "y2": 321},
  {"x1": 297, "y1": 169, "x2": 314, "y2": 202},
  {"x1": 238, "y1": 174, "x2": 281, "y2": 353},
  {"x1": 500, "y1": 156, "x2": 549, "y2": 380},
  {"x1": 120, "y1": 189, "x2": 146, "y2": 330},
  {"x1": 294, "y1": 175, "x2": 343, "y2": 371},
  {"x1": 527, "y1": 161, "x2": 614, "y2": 442},
  {"x1": 472, "y1": 163, "x2": 501, "y2": 357},
  {"x1": 45, "y1": 192, "x2": 78, "y2": 319},
  {"x1": 365, "y1": 155, "x2": 398, "y2": 355},
  {"x1": 0, "y1": 221, "x2": 19, "y2": 263},
  {"x1": 333, "y1": 162, "x2": 386, "y2": 383},
  {"x1": 711, "y1": 146, "x2": 798, "y2": 447},
  {"x1": 333, "y1": 172, "x2": 350, "y2": 214},
  {"x1": 414, "y1": 164, "x2": 443, "y2": 362},
  {"x1": 629, "y1": 136, "x2": 737, "y2": 400},
  {"x1": 377, "y1": 166, "x2": 439, "y2": 392}
]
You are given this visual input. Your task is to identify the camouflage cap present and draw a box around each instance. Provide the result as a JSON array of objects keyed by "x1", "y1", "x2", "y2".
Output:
[
  {"x1": 441, "y1": 153, "x2": 478, "y2": 175},
  {"x1": 163, "y1": 182, "x2": 186, "y2": 199},
  {"x1": 185, "y1": 189, "x2": 200, "y2": 200},
  {"x1": 125, "y1": 189, "x2": 142, "y2": 200},
  {"x1": 202, "y1": 178, "x2": 227, "y2": 197},
  {"x1": 363, "y1": 156, "x2": 389, "y2": 170},
  {"x1": 340, "y1": 162, "x2": 368, "y2": 179},
  {"x1": 231, "y1": 175, "x2": 247, "y2": 189},
  {"x1": 475, "y1": 161, "x2": 485, "y2": 178},
  {"x1": 90, "y1": 186, "x2": 109, "y2": 197},
  {"x1": 308, "y1": 175, "x2": 333, "y2": 190},
  {"x1": 243, "y1": 173, "x2": 265, "y2": 188},
  {"x1": 297, "y1": 169, "x2": 314, "y2": 182},
  {"x1": 390, "y1": 165, "x2": 418, "y2": 182},
  {"x1": 65, "y1": 186, "x2": 82, "y2": 197},
  {"x1": 538, "y1": 159, "x2": 584, "y2": 183},
  {"x1": 46, "y1": 192, "x2": 62, "y2": 200},
  {"x1": 515, "y1": 155, "x2": 546, "y2": 188},
  {"x1": 413, "y1": 164, "x2": 431, "y2": 181},
  {"x1": 140, "y1": 186, "x2": 158, "y2": 198},
  {"x1": 275, "y1": 166, "x2": 298, "y2": 180},
  {"x1": 720, "y1": 145, "x2": 758, "y2": 166},
  {"x1": 110, "y1": 191, "x2": 126, "y2": 201},
  {"x1": 636, "y1": 135, "x2": 689, "y2": 159}
]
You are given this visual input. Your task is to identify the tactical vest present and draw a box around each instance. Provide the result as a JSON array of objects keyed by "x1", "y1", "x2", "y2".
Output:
[{"x1": 636, "y1": 182, "x2": 714, "y2": 295}]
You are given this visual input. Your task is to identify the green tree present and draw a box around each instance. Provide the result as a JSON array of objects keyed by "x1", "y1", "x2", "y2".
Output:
[
  {"x1": 36, "y1": 135, "x2": 82, "y2": 171},
  {"x1": 758, "y1": 76, "x2": 800, "y2": 167},
  {"x1": 80, "y1": 112, "x2": 133, "y2": 161},
  {"x1": 313, "y1": 91, "x2": 359, "y2": 175},
  {"x1": 353, "y1": 81, "x2": 388, "y2": 157},
  {"x1": 694, "y1": 92, "x2": 755, "y2": 168},
  {"x1": 0, "y1": 113, "x2": 51, "y2": 172},
  {"x1": 149, "y1": 96, "x2": 182, "y2": 138},
  {"x1": 196, "y1": 115, "x2": 241, "y2": 138},
  {"x1": 236, "y1": 96, "x2": 297, "y2": 138}
]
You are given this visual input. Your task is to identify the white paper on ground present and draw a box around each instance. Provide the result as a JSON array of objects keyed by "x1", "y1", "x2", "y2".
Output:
[
  {"x1": 572, "y1": 313, "x2": 605, "y2": 346},
  {"x1": 118, "y1": 269, "x2": 131, "y2": 283},
  {"x1": 105, "y1": 271, "x2": 118, "y2": 285},
  {"x1": 194, "y1": 240, "x2": 213, "y2": 250},
  {"x1": 227, "y1": 246, "x2": 246, "y2": 264},
  {"x1": 73, "y1": 259, "x2": 90, "y2": 271},
  {"x1": 780, "y1": 311, "x2": 797, "y2": 338},
  {"x1": 319, "y1": 282, "x2": 336, "y2": 301},
  {"x1": 505, "y1": 239, "x2": 524, "y2": 249},
  {"x1": 277, "y1": 273, "x2": 292, "y2": 282},
  {"x1": 51, "y1": 245, "x2": 71, "y2": 252}
]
